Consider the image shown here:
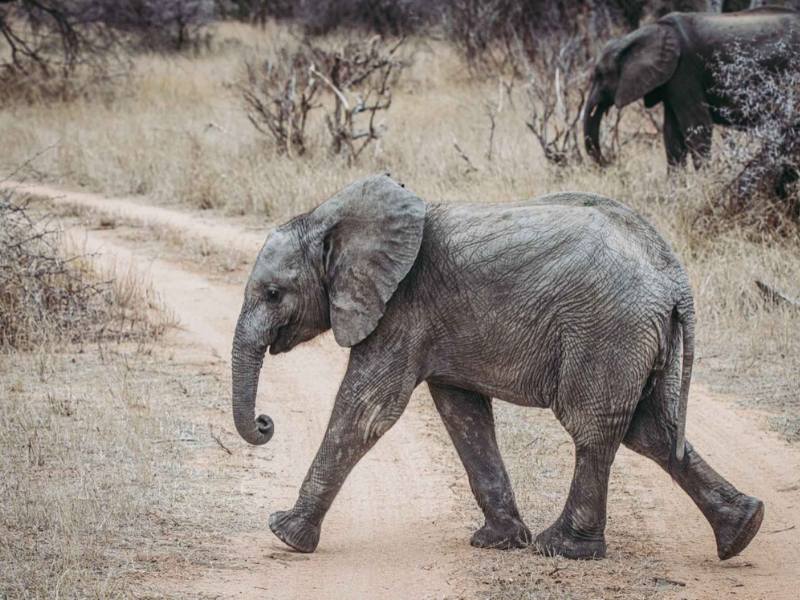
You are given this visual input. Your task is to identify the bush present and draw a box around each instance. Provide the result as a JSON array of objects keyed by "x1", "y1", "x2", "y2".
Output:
[
  {"x1": 240, "y1": 36, "x2": 407, "y2": 162},
  {"x1": 240, "y1": 48, "x2": 323, "y2": 157},
  {"x1": 216, "y1": 0, "x2": 294, "y2": 24},
  {"x1": 709, "y1": 39, "x2": 800, "y2": 231},
  {"x1": 524, "y1": 35, "x2": 588, "y2": 166},
  {"x1": 0, "y1": 195, "x2": 166, "y2": 349},
  {"x1": 294, "y1": 0, "x2": 433, "y2": 36},
  {"x1": 219, "y1": 0, "x2": 433, "y2": 35}
]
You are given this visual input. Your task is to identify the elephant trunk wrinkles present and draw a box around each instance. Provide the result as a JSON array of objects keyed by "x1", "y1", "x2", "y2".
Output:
[
  {"x1": 231, "y1": 317, "x2": 274, "y2": 446},
  {"x1": 583, "y1": 89, "x2": 610, "y2": 165}
]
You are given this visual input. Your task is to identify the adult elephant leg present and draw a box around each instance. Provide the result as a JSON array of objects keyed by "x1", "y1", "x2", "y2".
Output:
[
  {"x1": 673, "y1": 101, "x2": 713, "y2": 169},
  {"x1": 428, "y1": 383, "x2": 530, "y2": 549},
  {"x1": 623, "y1": 399, "x2": 764, "y2": 560},
  {"x1": 268, "y1": 346, "x2": 416, "y2": 553},
  {"x1": 663, "y1": 104, "x2": 688, "y2": 169}
]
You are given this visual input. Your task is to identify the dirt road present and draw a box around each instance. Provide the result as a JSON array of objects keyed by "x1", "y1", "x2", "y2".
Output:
[{"x1": 9, "y1": 181, "x2": 799, "y2": 599}]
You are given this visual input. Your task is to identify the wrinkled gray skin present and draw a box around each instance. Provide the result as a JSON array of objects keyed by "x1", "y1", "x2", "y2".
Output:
[
  {"x1": 584, "y1": 7, "x2": 800, "y2": 168},
  {"x1": 231, "y1": 175, "x2": 764, "y2": 560}
]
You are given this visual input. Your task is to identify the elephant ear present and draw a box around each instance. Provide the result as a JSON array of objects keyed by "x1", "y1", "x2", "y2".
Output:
[
  {"x1": 615, "y1": 24, "x2": 680, "y2": 109},
  {"x1": 314, "y1": 175, "x2": 426, "y2": 347}
]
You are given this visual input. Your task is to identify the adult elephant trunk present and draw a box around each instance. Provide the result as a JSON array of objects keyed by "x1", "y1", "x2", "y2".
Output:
[
  {"x1": 231, "y1": 314, "x2": 274, "y2": 446},
  {"x1": 583, "y1": 87, "x2": 611, "y2": 165}
]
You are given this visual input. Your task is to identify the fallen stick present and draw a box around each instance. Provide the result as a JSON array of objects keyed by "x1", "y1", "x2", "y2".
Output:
[
  {"x1": 209, "y1": 425, "x2": 233, "y2": 455},
  {"x1": 755, "y1": 279, "x2": 800, "y2": 309}
]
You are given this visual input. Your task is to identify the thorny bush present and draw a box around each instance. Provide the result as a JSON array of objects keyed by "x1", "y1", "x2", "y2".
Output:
[
  {"x1": 711, "y1": 39, "x2": 800, "y2": 232},
  {"x1": 241, "y1": 48, "x2": 322, "y2": 157},
  {"x1": 241, "y1": 36, "x2": 407, "y2": 162},
  {"x1": 0, "y1": 194, "x2": 164, "y2": 349}
]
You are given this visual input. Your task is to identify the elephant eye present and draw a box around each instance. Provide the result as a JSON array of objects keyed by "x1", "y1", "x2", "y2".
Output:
[{"x1": 265, "y1": 288, "x2": 282, "y2": 304}]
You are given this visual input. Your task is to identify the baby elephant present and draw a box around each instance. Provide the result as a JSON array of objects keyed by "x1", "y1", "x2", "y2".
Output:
[{"x1": 231, "y1": 175, "x2": 764, "y2": 560}]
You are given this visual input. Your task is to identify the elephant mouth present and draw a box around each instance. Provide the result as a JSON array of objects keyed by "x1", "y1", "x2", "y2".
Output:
[{"x1": 269, "y1": 325, "x2": 288, "y2": 355}]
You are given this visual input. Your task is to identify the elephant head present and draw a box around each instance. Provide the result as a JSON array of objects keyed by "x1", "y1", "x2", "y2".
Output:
[
  {"x1": 584, "y1": 22, "x2": 680, "y2": 164},
  {"x1": 230, "y1": 175, "x2": 426, "y2": 445}
]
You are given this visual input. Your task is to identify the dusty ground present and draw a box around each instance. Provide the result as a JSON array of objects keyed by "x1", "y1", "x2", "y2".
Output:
[{"x1": 2, "y1": 182, "x2": 797, "y2": 599}]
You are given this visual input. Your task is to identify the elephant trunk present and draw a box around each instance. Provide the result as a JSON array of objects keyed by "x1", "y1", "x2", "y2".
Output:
[
  {"x1": 583, "y1": 87, "x2": 611, "y2": 166},
  {"x1": 231, "y1": 315, "x2": 274, "y2": 446}
]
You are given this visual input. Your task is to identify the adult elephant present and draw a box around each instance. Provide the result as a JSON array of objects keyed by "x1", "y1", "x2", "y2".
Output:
[
  {"x1": 231, "y1": 174, "x2": 764, "y2": 560},
  {"x1": 583, "y1": 7, "x2": 800, "y2": 167}
]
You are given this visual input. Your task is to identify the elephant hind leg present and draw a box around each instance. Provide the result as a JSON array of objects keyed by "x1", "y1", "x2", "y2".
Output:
[{"x1": 623, "y1": 398, "x2": 764, "y2": 560}]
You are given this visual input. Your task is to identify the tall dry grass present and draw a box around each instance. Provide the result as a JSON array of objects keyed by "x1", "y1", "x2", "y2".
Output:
[{"x1": 0, "y1": 343, "x2": 260, "y2": 598}]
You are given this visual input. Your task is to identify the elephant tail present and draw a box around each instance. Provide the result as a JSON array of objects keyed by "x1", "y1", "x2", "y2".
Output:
[{"x1": 673, "y1": 296, "x2": 695, "y2": 464}]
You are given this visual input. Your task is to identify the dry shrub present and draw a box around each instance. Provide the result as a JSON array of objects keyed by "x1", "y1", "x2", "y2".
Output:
[
  {"x1": 241, "y1": 47, "x2": 322, "y2": 157},
  {"x1": 704, "y1": 39, "x2": 800, "y2": 233},
  {"x1": 240, "y1": 35, "x2": 407, "y2": 163},
  {"x1": 315, "y1": 36, "x2": 406, "y2": 163},
  {"x1": 99, "y1": 0, "x2": 216, "y2": 53},
  {"x1": 524, "y1": 35, "x2": 588, "y2": 167},
  {"x1": 0, "y1": 193, "x2": 168, "y2": 350},
  {"x1": 294, "y1": 0, "x2": 432, "y2": 36}
]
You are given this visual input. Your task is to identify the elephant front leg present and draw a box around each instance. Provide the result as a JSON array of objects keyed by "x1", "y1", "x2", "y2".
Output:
[
  {"x1": 269, "y1": 354, "x2": 415, "y2": 553},
  {"x1": 428, "y1": 383, "x2": 530, "y2": 550},
  {"x1": 671, "y1": 100, "x2": 713, "y2": 169},
  {"x1": 664, "y1": 104, "x2": 688, "y2": 169}
]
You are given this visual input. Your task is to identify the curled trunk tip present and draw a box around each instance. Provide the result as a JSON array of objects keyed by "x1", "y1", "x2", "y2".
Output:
[{"x1": 231, "y1": 338, "x2": 274, "y2": 446}]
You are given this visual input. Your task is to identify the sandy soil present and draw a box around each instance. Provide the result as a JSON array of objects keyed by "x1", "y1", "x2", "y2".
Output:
[{"x1": 9, "y1": 180, "x2": 799, "y2": 599}]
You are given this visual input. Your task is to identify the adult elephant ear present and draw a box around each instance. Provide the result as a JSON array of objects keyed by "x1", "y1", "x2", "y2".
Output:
[
  {"x1": 614, "y1": 23, "x2": 680, "y2": 109},
  {"x1": 313, "y1": 175, "x2": 426, "y2": 347}
]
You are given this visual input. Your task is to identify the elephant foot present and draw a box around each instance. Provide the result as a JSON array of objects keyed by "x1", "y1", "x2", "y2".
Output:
[
  {"x1": 713, "y1": 494, "x2": 764, "y2": 561},
  {"x1": 533, "y1": 521, "x2": 606, "y2": 560},
  {"x1": 470, "y1": 516, "x2": 532, "y2": 550},
  {"x1": 268, "y1": 509, "x2": 320, "y2": 553}
]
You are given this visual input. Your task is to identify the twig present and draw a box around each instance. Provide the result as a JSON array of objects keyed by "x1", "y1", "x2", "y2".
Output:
[
  {"x1": 209, "y1": 425, "x2": 233, "y2": 455},
  {"x1": 453, "y1": 142, "x2": 478, "y2": 174},
  {"x1": 755, "y1": 280, "x2": 800, "y2": 309},
  {"x1": 309, "y1": 64, "x2": 350, "y2": 110},
  {"x1": 766, "y1": 524, "x2": 796, "y2": 534},
  {"x1": 653, "y1": 577, "x2": 686, "y2": 587},
  {"x1": 1, "y1": 143, "x2": 58, "y2": 184}
]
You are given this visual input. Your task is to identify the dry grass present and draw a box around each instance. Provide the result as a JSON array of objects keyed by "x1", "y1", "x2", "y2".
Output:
[{"x1": 0, "y1": 343, "x2": 261, "y2": 598}]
